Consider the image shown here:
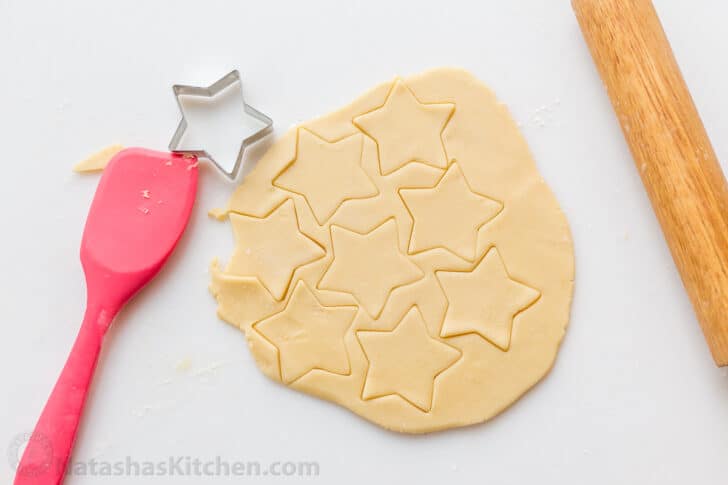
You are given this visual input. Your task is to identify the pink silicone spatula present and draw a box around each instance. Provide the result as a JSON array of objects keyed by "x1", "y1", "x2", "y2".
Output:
[{"x1": 15, "y1": 148, "x2": 198, "y2": 485}]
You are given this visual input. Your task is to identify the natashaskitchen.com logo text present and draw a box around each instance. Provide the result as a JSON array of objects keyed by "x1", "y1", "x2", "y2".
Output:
[
  {"x1": 8, "y1": 431, "x2": 319, "y2": 479},
  {"x1": 66, "y1": 456, "x2": 320, "y2": 478}
]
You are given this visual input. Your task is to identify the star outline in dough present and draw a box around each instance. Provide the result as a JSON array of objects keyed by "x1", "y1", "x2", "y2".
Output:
[
  {"x1": 356, "y1": 306, "x2": 461, "y2": 412},
  {"x1": 353, "y1": 79, "x2": 455, "y2": 175},
  {"x1": 435, "y1": 246, "x2": 541, "y2": 351},
  {"x1": 273, "y1": 128, "x2": 379, "y2": 225},
  {"x1": 317, "y1": 217, "x2": 424, "y2": 318},
  {"x1": 227, "y1": 198, "x2": 326, "y2": 301},
  {"x1": 398, "y1": 162, "x2": 504, "y2": 261},
  {"x1": 253, "y1": 280, "x2": 358, "y2": 384}
]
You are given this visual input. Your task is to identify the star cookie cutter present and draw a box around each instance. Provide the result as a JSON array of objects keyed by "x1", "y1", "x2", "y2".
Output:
[{"x1": 169, "y1": 70, "x2": 273, "y2": 180}]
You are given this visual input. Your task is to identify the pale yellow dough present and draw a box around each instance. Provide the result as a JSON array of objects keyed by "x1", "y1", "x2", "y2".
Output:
[
  {"x1": 210, "y1": 68, "x2": 574, "y2": 433},
  {"x1": 72, "y1": 144, "x2": 124, "y2": 172}
]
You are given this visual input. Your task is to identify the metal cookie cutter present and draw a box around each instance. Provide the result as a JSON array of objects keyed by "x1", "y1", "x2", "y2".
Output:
[{"x1": 169, "y1": 70, "x2": 273, "y2": 180}]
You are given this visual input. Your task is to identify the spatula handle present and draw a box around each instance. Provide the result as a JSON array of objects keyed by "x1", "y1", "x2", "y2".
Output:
[
  {"x1": 14, "y1": 302, "x2": 115, "y2": 484},
  {"x1": 572, "y1": 0, "x2": 728, "y2": 365}
]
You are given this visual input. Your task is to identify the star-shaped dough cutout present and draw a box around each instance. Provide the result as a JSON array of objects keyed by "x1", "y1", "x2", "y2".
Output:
[
  {"x1": 255, "y1": 281, "x2": 358, "y2": 383},
  {"x1": 274, "y1": 129, "x2": 378, "y2": 224},
  {"x1": 227, "y1": 199, "x2": 325, "y2": 300},
  {"x1": 353, "y1": 80, "x2": 455, "y2": 175},
  {"x1": 357, "y1": 307, "x2": 461, "y2": 412},
  {"x1": 436, "y1": 247, "x2": 540, "y2": 350},
  {"x1": 318, "y1": 219, "x2": 423, "y2": 317},
  {"x1": 400, "y1": 163, "x2": 503, "y2": 261}
]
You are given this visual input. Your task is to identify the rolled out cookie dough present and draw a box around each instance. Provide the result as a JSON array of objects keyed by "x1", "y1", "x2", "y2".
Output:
[{"x1": 210, "y1": 68, "x2": 574, "y2": 433}]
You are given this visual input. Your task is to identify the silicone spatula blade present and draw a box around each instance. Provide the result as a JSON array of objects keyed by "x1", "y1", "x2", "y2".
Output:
[{"x1": 15, "y1": 148, "x2": 198, "y2": 485}]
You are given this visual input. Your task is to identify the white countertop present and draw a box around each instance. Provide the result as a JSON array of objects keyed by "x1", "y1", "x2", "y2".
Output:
[{"x1": 1, "y1": 0, "x2": 727, "y2": 483}]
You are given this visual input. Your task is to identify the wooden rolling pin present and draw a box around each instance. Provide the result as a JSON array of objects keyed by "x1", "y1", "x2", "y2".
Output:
[{"x1": 572, "y1": 0, "x2": 728, "y2": 366}]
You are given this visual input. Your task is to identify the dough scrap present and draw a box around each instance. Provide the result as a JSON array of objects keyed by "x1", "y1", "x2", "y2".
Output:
[
  {"x1": 72, "y1": 144, "x2": 124, "y2": 172},
  {"x1": 210, "y1": 68, "x2": 574, "y2": 433}
]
